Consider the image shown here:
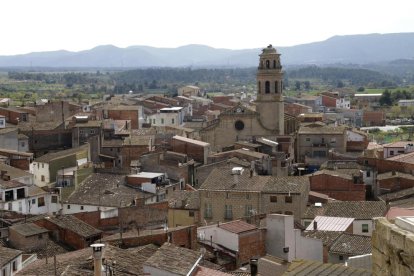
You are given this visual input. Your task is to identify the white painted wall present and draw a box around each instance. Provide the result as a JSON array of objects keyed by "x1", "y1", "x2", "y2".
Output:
[
  {"x1": 353, "y1": 220, "x2": 373, "y2": 236},
  {"x1": 30, "y1": 162, "x2": 50, "y2": 187},
  {"x1": 27, "y1": 194, "x2": 60, "y2": 215},
  {"x1": 61, "y1": 204, "x2": 99, "y2": 215},
  {"x1": 346, "y1": 254, "x2": 372, "y2": 271},
  {"x1": 198, "y1": 224, "x2": 239, "y2": 252},
  {"x1": 266, "y1": 214, "x2": 323, "y2": 262},
  {"x1": 0, "y1": 254, "x2": 22, "y2": 276}
]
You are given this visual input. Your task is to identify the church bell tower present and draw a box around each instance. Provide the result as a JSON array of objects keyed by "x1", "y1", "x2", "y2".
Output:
[{"x1": 256, "y1": 44, "x2": 284, "y2": 135}]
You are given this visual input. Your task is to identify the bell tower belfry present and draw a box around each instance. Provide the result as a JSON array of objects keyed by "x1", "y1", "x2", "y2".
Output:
[{"x1": 256, "y1": 44, "x2": 284, "y2": 135}]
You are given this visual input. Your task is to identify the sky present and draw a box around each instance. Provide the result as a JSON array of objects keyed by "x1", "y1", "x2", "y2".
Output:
[{"x1": 1, "y1": 0, "x2": 413, "y2": 55}]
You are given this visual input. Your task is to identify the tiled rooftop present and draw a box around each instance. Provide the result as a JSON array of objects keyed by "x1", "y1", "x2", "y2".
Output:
[
  {"x1": 34, "y1": 144, "x2": 88, "y2": 163},
  {"x1": 219, "y1": 220, "x2": 257, "y2": 234},
  {"x1": 302, "y1": 231, "x2": 342, "y2": 247},
  {"x1": 144, "y1": 242, "x2": 201, "y2": 275},
  {"x1": 283, "y1": 259, "x2": 371, "y2": 276},
  {"x1": 0, "y1": 163, "x2": 32, "y2": 179},
  {"x1": 0, "y1": 246, "x2": 22, "y2": 267},
  {"x1": 199, "y1": 166, "x2": 309, "y2": 194},
  {"x1": 40, "y1": 215, "x2": 102, "y2": 238},
  {"x1": 303, "y1": 201, "x2": 387, "y2": 220},
  {"x1": 10, "y1": 223, "x2": 49, "y2": 237},
  {"x1": 329, "y1": 233, "x2": 372, "y2": 256},
  {"x1": 168, "y1": 190, "x2": 200, "y2": 210},
  {"x1": 377, "y1": 171, "x2": 414, "y2": 181},
  {"x1": 66, "y1": 173, "x2": 142, "y2": 207}
]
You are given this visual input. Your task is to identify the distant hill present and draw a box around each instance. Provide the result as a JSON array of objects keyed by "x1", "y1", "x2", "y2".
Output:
[{"x1": 1, "y1": 33, "x2": 414, "y2": 68}]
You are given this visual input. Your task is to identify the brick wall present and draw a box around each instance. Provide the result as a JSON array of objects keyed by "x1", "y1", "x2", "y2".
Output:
[
  {"x1": 378, "y1": 177, "x2": 414, "y2": 193},
  {"x1": 172, "y1": 139, "x2": 206, "y2": 164},
  {"x1": 8, "y1": 229, "x2": 47, "y2": 251},
  {"x1": 321, "y1": 95, "x2": 337, "y2": 108},
  {"x1": 310, "y1": 174, "x2": 365, "y2": 201},
  {"x1": 107, "y1": 110, "x2": 139, "y2": 129},
  {"x1": 105, "y1": 225, "x2": 197, "y2": 249},
  {"x1": 238, "y1": 229, "x2": 266, "y2": 265},
  {"x1": 121, "y1": 145, "x2": 149, "y2": 168}
]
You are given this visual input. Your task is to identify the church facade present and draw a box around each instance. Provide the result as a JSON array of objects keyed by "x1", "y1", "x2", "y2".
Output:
[{"x1": 200, "y1": 45, "x2": 298, "y2": 151}]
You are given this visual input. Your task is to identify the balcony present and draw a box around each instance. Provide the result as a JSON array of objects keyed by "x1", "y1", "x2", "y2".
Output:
[{"x1": 312, "y1": 143, "x2": 328, "y2": 148}]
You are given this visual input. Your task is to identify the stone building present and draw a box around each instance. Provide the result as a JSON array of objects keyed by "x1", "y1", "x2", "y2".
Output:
[
  {"x1": 199, "y1": 166, "x2": 309, "y2": 223},
  {"x1": 296, "y1": 122, "x2": 347, "y2": 167},
  {"x1": 199, "y1": 45, "x2": 297, "y2": 151}
]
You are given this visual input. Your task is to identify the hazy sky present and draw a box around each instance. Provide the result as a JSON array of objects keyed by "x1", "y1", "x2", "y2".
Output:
[{"x1": 1, "y1": 0, "x2": 413, "y2": 55}]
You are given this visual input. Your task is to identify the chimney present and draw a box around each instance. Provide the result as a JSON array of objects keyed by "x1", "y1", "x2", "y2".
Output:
[
  {"x1": 250, "y1": 259, "x2": 258, "y2": 276},
  {"x1": 91, "y1": 244, "x2": 105, "y2": 276},
  {"x1": 313, "y1": 220, "x2": 318, "y2": 230}
]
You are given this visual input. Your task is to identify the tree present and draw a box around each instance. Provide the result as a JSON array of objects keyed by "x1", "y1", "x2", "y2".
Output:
[
  {"x1": 357, "y1": 87, "x2": 365, "y2": 92},
  {"x1": 294, "y1": 81, "x2": 301, "y2": 91},
  {"x1": 303, "y1": 81, "x2": 311, "y2": 90},
  {"x1": 379, "y1": 89, "x2": 392, "y2": 106},
  {"x1": 337, "y1": 80, "x2": 344, "y2": 88}
]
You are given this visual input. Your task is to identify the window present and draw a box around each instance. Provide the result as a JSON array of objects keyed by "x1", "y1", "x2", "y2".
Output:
[
  {"x1": 38, "y1": 234, "x2": 43, "y2": 239},
  {"x1": 51, "y1": 196, "x2": 58, "y2": 203},
  {"x1": 189, "y1": 210, "x2": 195, "y2": 217},
  {"x1": 362, "y1": 224, "x2": 369, "y2": 233},
  {"x1": 171, "y1": 118, "x2": 175, "y2": 124},
  {"x1": 161, "y1": 118, "x2": 164, "y2": 124},
  {"x1": 390, "y1": 150, "x2": 394, "y2": 156},
  {"x1": 265, "y1": 81, "x2": 270, "y2": 93},
  {"x1": 41, "y1": 175, "x2": 45, "y2": 182},
  {"x1": 42, "y1": 163, "x2": 44, "y2": 168},
  {"x1": 273, "y1": 60, "x2": 277, "y2": 68},
  {"x1": 13, "y1": 261, "x2": 17, "y2": 271},
  {"x1": 226, "y1": 192, "x2": 230, "y2": 199},
  {"x1": 224, "y1": 205, "x2": 233, "y2": 220},
  {"x1": 339, "y1": 255, "x2": 344, "y2": 261},
  {"x1": 21, "y1": 142, "x2": 25, "y2": 148},
  {"x1": 266, "y1": 60, "x2": 270, "y2": 68},
  {"x1": 366, "y1": 171, "x2": 371, "y2": 177},
  {"x1": 32, "y1": 198, "x2": 36, "y2": 204},
  {"x1": 38, "y1": 197, "x2": 45, "y2": 207},
  {"x1": 306, "y1": 138, "x2": 311, "y2": 142},
  {"x1": 270, "y1": 196, "x2": 277, "y2": 203},
  {"x1": 246, "y1": 193, "x2": 251, "y2": 200},
  {"x1": 67, "y1": 205, "x2": 71, "y2": 209},
  {"x1": 330, "y1": 138, "x2": 336, "y2": 143},
  {"x1": 80, "y1": 206, "x2": 84, "y2": 210},
  {"x1": 152, "y1": 119, "x2": 156, "y2": 124},
  {"x1": 79, "y1": 129, "x2": 84, "y2": 134},
  {"x1": 245, "y1": 205, "x2": 253, "y2": 216},
  {"x1": 90, "y1": 129, "x2": 96, "y2": 134},
  {"x1": 0, "y1": 120, "x2": 3, "y2": 126},
  {"x1": 285, "y1": 196, "x2": 293, "y2": 203},
  {"x1": 285, "y1": 211, "x2": 293, "y2": 215},
  {"x1": 204, "y1": 203, "x2": 212, "y2": 218}
]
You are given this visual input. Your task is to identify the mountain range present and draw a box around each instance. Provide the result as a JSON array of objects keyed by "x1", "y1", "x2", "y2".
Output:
[{"x1": 1, "y1": 33, "x2": 414, "y2": 68}]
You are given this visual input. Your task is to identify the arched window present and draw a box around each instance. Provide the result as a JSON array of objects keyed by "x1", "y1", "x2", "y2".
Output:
[
  {"x1": 265, "y1": 81, "x2": 270, "y2": 93},
  {"x1": 258, "y1": 81, "x2": 261, "y2": 93},
  {"x1": 273, "y1": 60, "x2": 277, "y2": 68},
  {"x1": 266, "y1": 60, "x2": 270, "y2": 68},
  {"x1": 275, "y1": 81, "x2": 279, "y2": 93}
]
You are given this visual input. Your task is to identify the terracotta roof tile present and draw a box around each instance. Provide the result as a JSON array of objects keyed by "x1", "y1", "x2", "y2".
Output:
[
  {"x1": 283, "y1": 259, "x2": 371, "y2": 276},
  {"x1": 329, "y1": 234, "x2": 372, "y2": 256},
  {"x1": 219, "y1": 220, "x2": 257, "y2": 234}
]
